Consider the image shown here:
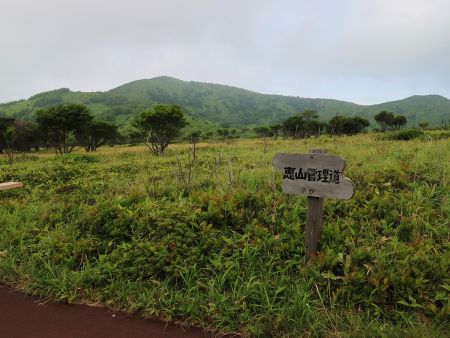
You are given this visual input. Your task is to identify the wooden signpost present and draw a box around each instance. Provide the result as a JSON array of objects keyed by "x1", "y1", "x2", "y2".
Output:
[
  {"x1": 274, "y1": 150, "x2": 354, "y2": 263},
  {"x1": 0, "y1": 182, "x2": 23, "y2": 191}
]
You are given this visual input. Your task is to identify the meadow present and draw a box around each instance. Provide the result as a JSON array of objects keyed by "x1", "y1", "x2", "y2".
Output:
[{"x1": 0, "y1": 134, "x2": 449, "y2": 337}]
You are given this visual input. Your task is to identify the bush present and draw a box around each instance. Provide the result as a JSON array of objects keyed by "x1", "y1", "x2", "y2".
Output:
[{"x1": 384, "y1": 129, "x2": 425, "y2": 140}]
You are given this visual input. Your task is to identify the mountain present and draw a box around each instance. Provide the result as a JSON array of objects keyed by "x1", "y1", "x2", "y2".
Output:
[{"x1": 0, "y1": 76, "x2": 449, "y2": 132}]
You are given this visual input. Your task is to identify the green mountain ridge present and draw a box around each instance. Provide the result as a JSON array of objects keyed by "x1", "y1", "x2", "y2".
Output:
[{"x1": 1, "y1": 76, "x2": 449, "y2": 131}]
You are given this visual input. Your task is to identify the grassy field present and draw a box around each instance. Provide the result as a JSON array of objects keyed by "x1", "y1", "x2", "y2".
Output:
[{"x1": 0, "y1": 134, "x2": 449, "y2": 337}]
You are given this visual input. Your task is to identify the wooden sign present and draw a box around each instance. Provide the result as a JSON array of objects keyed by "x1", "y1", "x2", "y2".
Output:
[
  {"x1": 273, "y1": 153, "x2": 354, "y2": 199},
  {"x1": 0, "y1": 182, "x2": 23, "y2": 191},
  {"x1": 274, "y1": 150, "x2": 354, "y2": 263}
]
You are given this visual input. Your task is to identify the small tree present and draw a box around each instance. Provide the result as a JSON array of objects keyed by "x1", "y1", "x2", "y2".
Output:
[
  {"x1": 282, "y1": 115, "x2": 304, "y2": 139},
  {"x1": 81, "y1": 121, "x2": 118, "y2": 152},
  {"x1": 0, "y1": 117, "x2": 15, "y2": 154},
  {"x1": 217, "y1": 129, "x2": 230, "y2": 140},
  {"x1": 342, "y1": 118, "x2": 366, "y2": 135},
  {"x1": 301, "y1": 110, "x2": 319, "y2": 122},
  {"x1": 4, "y1": 126, "x2": 16, "y2": 165},
  {"x1": 374, "y1": 111, "x2": 395, "y2": 131},
  {"x1": 36, "y1": 104, "x2": 93, "y2": 154},
  {"x1": 137, "y1": 104, "x2": 187, "y2": 155},
  {"x1": 253, "y1": 126, "x2": 271, "y2": 138},
  {"x1": 327, "y1": 115, "x2": 370, "y2": 136},
  {"x1": 253, "y1": 126, "x2": 271, "y2": 152},
  {"x1": 393, "y1": 115, "x2": 407, "y2": 130},
  {"x1": 327, "y1": 115, "x2": 346, "y2": 136},
  {"x1": 187, "y1": 131, "x2": 202, "y2": 160},
  {"x1": 418, "y1": 122, "x2": 429, "y2": 129},
  {"x1": 13, "y1": 120, "x2": 41, "y2": 152},
  {"x1": 269, "y1": 124, "x2": 282, "y2": 139}
]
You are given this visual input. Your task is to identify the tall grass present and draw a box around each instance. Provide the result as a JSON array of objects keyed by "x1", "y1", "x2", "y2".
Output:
[{"x1": 0, "y1": 134, "x2": 449, "y2": 337}]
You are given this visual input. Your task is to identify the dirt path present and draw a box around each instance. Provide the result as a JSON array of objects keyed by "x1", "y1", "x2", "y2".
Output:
[{"x1": 0, "y1": 285, "x2": 218, "y2": 338}]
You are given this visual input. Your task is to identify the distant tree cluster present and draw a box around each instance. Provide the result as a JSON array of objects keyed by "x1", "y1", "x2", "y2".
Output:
[
  {"x1": 1, "y1": 99, "x2": 419, "y2": 162},
  {"x1": 252, "y1": 110, "x2": 371, "y2": 139},
  {"x1": 36, "y1": 104, "x2": 118, "y2": 154},
  {"x1": 374, "y1": 111, "x2": 407, "y2": 131},
  {"x1": 327, "y1": 115, "x2": 370, "y2": 136},
  {"x1": 0, "y1": 118, "x2": 40, "y2": 154},
  {"x1": 282, "y1": 110, "x2": 327, "y2": 139},
  {"x1": 216, "y1": 128, "x2": 238, "y2": 140},
  {"x1": 253, "y1": 125, "x2": 282, "y2": 139}
]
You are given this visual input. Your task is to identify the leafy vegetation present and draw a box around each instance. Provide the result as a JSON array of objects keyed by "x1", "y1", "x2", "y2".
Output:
[
  {"x1": 0, "y1": 134, "x2": 448, "y2": 337},
  {"x1": 374, "y1": 111, "x2": 408, "y2": 131},
  {"x1": 136, "y1": 104, "x2": 187, "y2": 155},
  {"x1": 1, "y1": 77, "x2": 449, "y2": 130},
  {"x1": 383, "y1": 129, "x2": 425, "y2": 141}
]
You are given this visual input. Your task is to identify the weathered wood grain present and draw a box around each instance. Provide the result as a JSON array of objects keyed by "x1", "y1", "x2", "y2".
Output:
[
  {"x1": 305, "y1": 196, "x2": 324, "y2": 263},
  {"x1": 0, "y1": 182, "x2": 23, "y2": 191},
  {"x1": 273, "y1": 152, "x2": 354, "y2": 200}
]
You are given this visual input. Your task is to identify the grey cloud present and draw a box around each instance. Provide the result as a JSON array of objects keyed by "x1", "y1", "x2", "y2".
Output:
[{"x1": 1, "y1": 0, "x2": 449, "y2": 104}]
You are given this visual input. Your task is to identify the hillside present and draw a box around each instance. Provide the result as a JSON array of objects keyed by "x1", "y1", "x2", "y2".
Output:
[{"x1": 0, "y1": 76, "x2": 449, "y2": 131}]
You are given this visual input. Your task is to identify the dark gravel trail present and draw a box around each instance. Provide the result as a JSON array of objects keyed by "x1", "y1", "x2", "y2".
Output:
[{"x1": 0, "y1": 285, "x2": 215, "y2": 338}]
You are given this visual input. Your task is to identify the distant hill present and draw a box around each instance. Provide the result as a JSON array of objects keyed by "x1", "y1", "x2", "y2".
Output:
[{"x1": 1, "y1": 76, "x2": 449, "y2": 132}]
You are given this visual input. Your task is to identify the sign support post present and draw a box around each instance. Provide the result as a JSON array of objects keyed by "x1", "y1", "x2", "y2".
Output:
[
  {"x1": 305, "y1": 195, "x2": 324, "y2": 263},
  {"x1": 305, "y1": 149, "x2": 325, "y2": 263}
]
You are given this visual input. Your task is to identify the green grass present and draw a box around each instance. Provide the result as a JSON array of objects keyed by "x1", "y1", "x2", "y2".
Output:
[{"x1": 0, "y1": 134, "x2": 449, "y2": 337}]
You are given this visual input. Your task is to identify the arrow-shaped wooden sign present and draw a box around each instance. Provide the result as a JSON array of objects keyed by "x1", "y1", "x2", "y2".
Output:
[
  {"x1": 274, "y1": 150, "x2": 354, "y2": 263},
  {"x1": 273, "y1": 152, "x2": 354, "y2": 200}
]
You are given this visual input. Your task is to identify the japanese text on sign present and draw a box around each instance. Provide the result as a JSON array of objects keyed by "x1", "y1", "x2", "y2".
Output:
[{"x1": 283, "y1": 167, "x2": 341, "y2": 184}]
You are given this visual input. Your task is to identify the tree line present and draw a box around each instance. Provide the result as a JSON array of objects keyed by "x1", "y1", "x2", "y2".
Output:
[
  {"x1": 0, "y1": 104, "x2": 119, "y2": 160},
  {"x1": 253, "y1": 110, "x2": 371, "y2": 139},
  {"x1": 0, "y1": 103, "x2": 412, "y2": 160},
  {"x1": 253, "y1": 110, "x2": 409, "y2": 139}
]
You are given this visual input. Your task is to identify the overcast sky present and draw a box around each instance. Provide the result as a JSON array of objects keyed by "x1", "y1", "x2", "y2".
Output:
[{"x1": 1, "y1": 0, "x2": 449, "y2": 104}]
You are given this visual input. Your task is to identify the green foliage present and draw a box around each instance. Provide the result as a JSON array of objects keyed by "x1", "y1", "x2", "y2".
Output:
[
  {"x1": 375, "y1": 111, "x2": 408, "y2": 132},
  {"x1": 0, "y1": 134, "x2": 449, "y2": 337},
  {"x1": 136, "y1": 104, "x2": 187, "y2": 155},
  {"x1": 80, "y1": 120, "x2": 118, "y2": 152},
  {"x1": 253, "y1": 126, "x2": 271, "y2": 138},
  {"x1": 0, "y1": 117, "x2": 15, "y2": 153},
  {"x1": 394, "y1": 115, "x2": 408, "y2": 130},
  {"x1": 36, "y1": 104, "x2": 93, "y2": 154},
  {"x1": 374, "y1": 111, "x2": 396, "y2": 131},
  {"x1": 328, "y1": 115, "x2": 370, "y2": 136},
  {"x1": 384, "y1": 129, "x2": 425, "y2": 140},
  {"x1": 1, "y1": 77, "x2": 449, "y2": 130}
]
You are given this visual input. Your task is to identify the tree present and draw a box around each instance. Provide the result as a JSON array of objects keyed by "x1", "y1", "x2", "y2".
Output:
[
  {"x1": 301, "y1": 110, "x2": 319, "y2": 122},
  {"x1": 204, "y1": 131, "x2": 214, "y2": 140},
  {"x1": 327, "y1": 115, "x2": 346, "y2": 136},
  {"x1": 81, "y1": 120, "x2": 118, "y2": 152},
  {"x1": 299, "y1": 110, "x2": 321, "y2": 137},
  {"x1": 36, "y1": 104, "x2": 93, "y2": 154},
  {"x1": 393, "y1": 115, "x2": 407, "y2": 130},
  {"x1": 4, "y1": 126, "x2": 16, "y2": 165},
  {"x1": 13, "y1": 120, "x2": 41, "y2": 152},
  {"x1": 343, "y1": 116, "x2": 370, "y2": 135},
  {"x1": 0, "y1": 117, "x2": 15, "y2": 154},
  {"x1": 269, "y1": 124, "x2": 282, "y2": 139},
  {"x1": 327, "y1": 115, "x2": 370, "y2": 136},
  {"x1": 282, "y1": 115, "x2": 304, "y2": 139},
  {"x1": 374, "y1": 111, "x2": 395, "y2": 131},
  {"x1": 342, "y1": 118, "x2": 366, "y2": 135},
  {"x1": 137, "y1": 104, "x2": 187, "y2": 155},
  {"x1": 418, "y1": 122, "x2": 429, "y2": 129},
  {"x1": 253, "y1": 126, "x2": 271, "y2": 138},
  {"x1": 217, "y1": 129, "x2": 230, "y2": 140}
]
